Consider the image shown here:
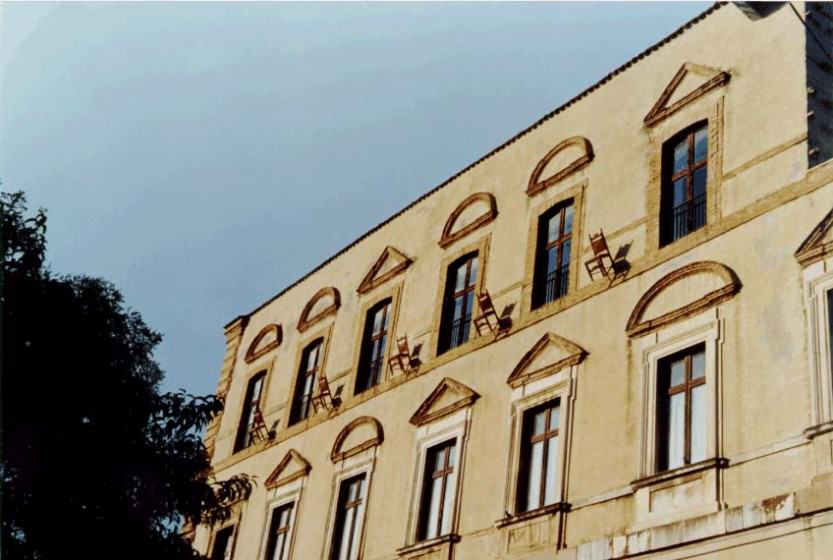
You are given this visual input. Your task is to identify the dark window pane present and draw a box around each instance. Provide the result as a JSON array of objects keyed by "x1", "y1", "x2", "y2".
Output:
[
  {"x1": 548, "y1": 212, "x2": 562, "y2": 242},
  {"x1": 673, "y1": 140, "x2": 688, "y2": 173},
  {"x1": 694, "y1": 127, "x2": 708, "y2": 163},
  {"x1": 211, "y1": 526, "x2": 235, "y2": 560},
  {"x1": 693, "y1": 166, "x2": 707, "y2": 198},
  {"x1": 561, "y1": 240, "x2": 571, "y2": 268},
  {"x1": 564, "y1": 204, "x2": 574, "y2": 234},
  {"x1": 673, "y1": 178, "x2": 688, "y2": 207}
]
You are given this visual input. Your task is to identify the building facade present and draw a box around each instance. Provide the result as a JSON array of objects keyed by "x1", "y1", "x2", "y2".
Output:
[{"x1": 194, "y1": 3, "x2": 833, "y2": 559}]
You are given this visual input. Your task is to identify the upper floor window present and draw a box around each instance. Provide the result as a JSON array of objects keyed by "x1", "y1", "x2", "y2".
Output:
[
  {"x1": 210, "y1": 525, "x2": 236, "y2": 560},
  {"x1": 264, "y1": 502, "x2": 294, "y2": 560},
  {"x1": 330, "y1": 474, "x2": 367, "y2": 560},
  {"x1": 355, "y1": 298, "x2": 392, "y2": 394},
  {"x1": 660, "y1": 122, "x2": 708, "y2": 246},
  {"x1": 234, "y1": 371, "x2": 266, "y2": 452},
  {"x1": 656, "y1": 344, "x2": 706, "y2": 471},
  {"x1": 438, "y1": 253, "x2": 478, "y2": 354},
  {"x1": 517, "y1": 399, "x2": 560, "y2": 512},
  {"x1": 417, "y1": 439, "x2": 458, "y2": 541},
  {"x1": 290, "y1": 339, "x2": 322, "y2": 425},
  {"x1": 533, "y1": 201, "x2": 573, "y2": 308}
]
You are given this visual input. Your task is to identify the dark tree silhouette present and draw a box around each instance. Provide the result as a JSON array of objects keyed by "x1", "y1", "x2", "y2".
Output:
[{"x1": 1, "y1": 191, "x2": 250, "y2": 560}]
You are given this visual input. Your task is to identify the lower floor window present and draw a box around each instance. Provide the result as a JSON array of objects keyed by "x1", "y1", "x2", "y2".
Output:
[
  {"x1": 657, "y1": 344, "x2": 706, "y2": 471},
  {"x1": 418, "y1": 439, "x2": 458, "y2": 540},
  {"x1": 517, "y1": 400, "x2": 560, "y2": 512},
  {"x1": 265, "y1": 503, "x2": 294, "y2": 560},
  {"x1": 331, "y1": 474, "x2": 366, "y2": 560},
  {"x1": 211, "y1": 525, "x2": 235, "y2": 560}
]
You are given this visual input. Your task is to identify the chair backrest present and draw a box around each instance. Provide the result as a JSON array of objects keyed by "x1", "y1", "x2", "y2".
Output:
[
  {"x1": 477, "y1": 290, "x2": 496, "y2": 314},
  {"x1": 396, "y1": 335, "x2": 410, "y2": 357},
  {"x1": 589, "y1": 230, "x2": 610, "y2": 256},
  {"x1": 317, "y1": 374, "x2": 331, "y2": 394}
]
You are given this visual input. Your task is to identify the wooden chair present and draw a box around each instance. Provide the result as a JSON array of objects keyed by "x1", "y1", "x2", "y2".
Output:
[
  {"x1": 388, "y1": 335, "x2": 413, "y2": 374},
  {"x1": 584, "y1": 229, "x2": 615, "y2": 280},
  {"x1": 473, "y1": 289, "x2": 509, "y2": 336},
  {"x1": 310, "y1": 374, "x2": 335, "y2": 414},
  {"x1": 247, "y1": 406, "x2": 271, "y2": 444}
]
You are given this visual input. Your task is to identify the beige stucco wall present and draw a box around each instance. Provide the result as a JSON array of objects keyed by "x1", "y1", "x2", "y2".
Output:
[{"x1": 195, "y1": 3, "x2": 833, "y2": 559}]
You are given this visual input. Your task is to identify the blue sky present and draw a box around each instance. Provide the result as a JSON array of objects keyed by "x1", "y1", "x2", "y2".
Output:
[{"x1": 0, "y1": 2, "x2": 708, "y2": 395}]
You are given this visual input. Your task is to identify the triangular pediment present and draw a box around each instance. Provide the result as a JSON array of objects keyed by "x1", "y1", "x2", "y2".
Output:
[
  {"x1": 265, "y1": 449, "x2": 311, "y2": 489},
  {"x1": 644, "y1": 63, "x2": 730, "y2": 127},
  {"x1": 507, "y1": 333, "x2": 587, "y2": 388},
  {"x1": 410, "y1": 378, "x2": 480, "y2": 426},
  {"x1": 795, "y1": 207, "x2": 833, "y2": 266},
  {"x1": 357, "y1": 246, "x2": 413, "y2": 294}
]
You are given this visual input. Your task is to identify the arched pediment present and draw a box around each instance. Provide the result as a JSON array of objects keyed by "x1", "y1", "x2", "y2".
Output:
[
  {"x1": 644, "y1": 62, "x2": 730, "y2": 127},
  {"x1": 297, "y1": 287, "x2": 341, "y2": 333},
  {"x1": 331, "y1": 416, "x2": 384, "y2": 463},
  {"x1": 795, "y1": 207, "x2": 833, "y2": 266},
  {"x1": 244, "y1": 323, "x2": 283, "y2": 363},
  {"x1": 357, "y1": 246, "x2": 413, "y2": 294},
  {"x1": 439, "y1": 192, "x2": 498, "y2": 248},
  {"x1": 507, "y1": 332, "x2": 587, "y2": 388},
  {"x1": 527, "y1": 136, "x2": 593, "y2": 196},
  {"x1": 265, "y1": 449, "x2": 311, "y2": 489},
  {"x1": 410, "y1": 378, "x2": 480, "y2": 426},
  {"x1": 626, "y1": 261, "x2": 741, "y2": 338}
]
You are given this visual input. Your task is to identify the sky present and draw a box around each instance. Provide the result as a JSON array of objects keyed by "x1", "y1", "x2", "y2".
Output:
[{"x1": 0, "y1": 1, "x2": 709, "y2": 396}]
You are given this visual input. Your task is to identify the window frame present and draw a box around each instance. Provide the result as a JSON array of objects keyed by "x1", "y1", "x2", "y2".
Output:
[
  {"x1": 355, "y1": 298, "x2": 394, "y2": 394},
  {"x1": 516, "y1": 399, "x2": 562, "y2": 513},
  {"x1": 329, "y1": 473, "x2": 368, "y2": 560},
  {"x1": 803, "y1": 266, "x2": 833, "y2": 434},
  {"x1": 323, "y1": 457, "x2": 376, "y2": 560},
  {"x1": 521, "y1": 184, "x2": 585, "y2": 319},
  {"x1": 532, "y1": 199, "x2": 575, "y2": 309},
  {"x1": 438, "y1": 252, "x2": 479, "y2": 354},
  {"x1": 431, "y1": 235, "x2": 490, "y2": 360},
  {"x1": 416, "y1": 438, "x2": 460, "y2": 542},
  {"x1": 209, "y1": 523, "x2": 238, "y2": 560},
  {"x1": 262, "y1": 500, "x2": 296, "y2": 560},
  {"x1": 234, "y1": 370, "x2": 268, "y2": 452},
  {"x1": 659, "y1": 121, "x2": 709, "y2": 246},
  {"x1": 286, "y1": 329, "x2": 331, "y2": 428}
]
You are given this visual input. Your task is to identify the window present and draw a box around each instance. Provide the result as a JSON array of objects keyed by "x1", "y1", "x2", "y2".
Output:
[
  {"x1": 656, "y1": 344, "x2": 706, "y2": 471},
  {"x1": 660, "y1": 122, "x2": 708, "y2": 245},
  {"x1": 210, "y1": 525, "x2": 236, "y2": 560},
  {"x1": 264, "y1": 503, "x2": 294, "y2": 560},
  {"x1": 330, "y1": 474, "x2": 367, "y2": 560},
  {"x1": 355, "y1": 298, "x2": 392, "y2": 394},
  {"x1": 828, "y1": 290, "x2": 833, "y2": 374},
  {"x1": 417, "y1": 439, "x2": 458, "y2": 541},
  {"x1": 290, "y1": 339, "x2": 323, "y2": 425},
  {"x1": 532, "y1": 201, "x2": 573, "y2": 308},
  {"x1": 234, "y1": 371, "x2": 266, "y2": 452},
  {"x1": 438, "y1": 253, "x2": 478, "y2": 354},
  {"x1": 517, "y1": 400, "x2": 560, "y2": 512}
]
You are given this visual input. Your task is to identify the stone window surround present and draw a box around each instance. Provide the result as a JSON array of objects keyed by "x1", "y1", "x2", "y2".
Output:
[
  {"x1": 208, "y1": 515, "x2": 241, "y2": 560},
  {"x1": 630, "y1": 309, "x2": 726, "y2": 529},
  {"x1": 231, "y1": 358, "x2": 278, "y2": 456},
  {"x1": 256, "y1": 476, "x2": 306, "y2": 560},
  {"x1": 803, "y1": 258, "x2": 833, "y2": 437},
  {"x1": 321, "y1": 449, "x2": 378, "y2": 560},
  {"x1": 347, "y1": 282, "x2": 404, "y2": 397},
  {"x1": 283, "y1": 324, "x2": 334, "y2": 431},
  {"x1": 521, "y1": 182, "x2": 587, "y2": 321},
  {"x1": 429, "y1": 234, "x2": 491, "y2": 361},
  {"x1": 399, "y1": 407, "x2": 472, "y2": 555}
]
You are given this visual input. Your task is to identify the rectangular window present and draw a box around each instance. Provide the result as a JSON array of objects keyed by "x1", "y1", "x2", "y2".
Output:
[
  {"x1": 438, "y1": 254, "x2": 478, "y2": 354},
  {"x1": 234, "y1": 371, "x2": 266, "y2": 452},
  {"x1": 517, "y1": 400, "x2": 560, "y2": 512},
  {"x1": 210, "y1": 525, "x2": 236, "y2": 560},
  {"x1": 331, "y1": 474, "x2": 367, "y2": 560},
  {"x1": 533, "y1": 201, "x2": 573, "y2": 308},
  {"x1": 656, "y1": 344, "x2": 706, "y2": 471},
  {"x1": 290, "y1": 339, "x2": 323, "y2": 425},
  {"x1": 264, "y1": 503, "x2": 294, "y2": 560},
  {"x1": 356, "y1": 299, "x2": 392, "y2": 394},
  {"x1": 417, "y1": 439, "x2": 458, "y2": 541},
  {"x1": 660, "y1": 122, "x2": 708, "y2": 246}
]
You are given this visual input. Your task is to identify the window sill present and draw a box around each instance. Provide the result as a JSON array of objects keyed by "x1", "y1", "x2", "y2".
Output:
[
  {"x1": 494, "y1": 502, "x2": 570, "y2": 528},
  {"x1": 631, "y1": 457, "x2": 727, "y2": 490},
  {"x1": 396, "y1": 534, "x2": 460, "y2": 557}
]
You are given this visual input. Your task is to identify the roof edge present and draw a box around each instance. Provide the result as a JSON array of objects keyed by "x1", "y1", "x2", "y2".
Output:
[{"x1": 236, "y1": 1, "x2": 727, "y2": 324}]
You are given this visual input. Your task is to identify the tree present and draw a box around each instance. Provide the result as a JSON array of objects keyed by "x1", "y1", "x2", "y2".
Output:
[{"x1": 1, "y1": 191, "x2": 250, "y2": 560}]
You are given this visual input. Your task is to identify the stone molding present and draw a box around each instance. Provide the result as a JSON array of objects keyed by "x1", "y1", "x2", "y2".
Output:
[
  {"x1": 330, "y1": 416, "x2": 384, "y2": 463},
  {"x1": 626, "y1": 261, "x2": 741, "y2": 337},
  {"x1": 409, "y1": 378, "x2": 480, "y2": 426},
  {"x1": 506, "y1": 332, "x2": 587, "y2": 388},
  {"x1": 264, "y1": 449, "x2": 311, "y2": 489},
  {"x1": 795, "y1": 206, "x2": 833, "y2": 266},
  {"x1": 644, "y1": 62, "x2": 730, "y2": 127},
  {"x1": 357, "y1": 246, "x2": 413, "y2": 294},
  {"x1": 526, "y1": 136, "x2": 593, "y2": 197},
  {"x1": 438, "y1": 192, "x2": 498, "y2": 249},
  {"x1": 244, "y1": 323, "x2": 282, "y2": 364},
  {"x1": 297, "y1": 287, "x2": 341, "y2": 333}
]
